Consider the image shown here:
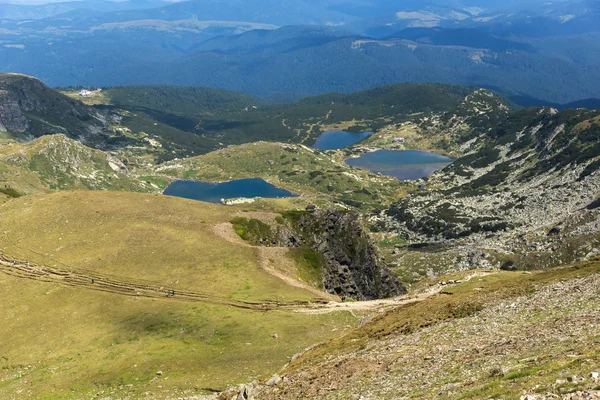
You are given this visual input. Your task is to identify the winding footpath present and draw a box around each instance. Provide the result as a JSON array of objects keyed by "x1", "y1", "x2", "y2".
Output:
[{"x1": 0, "y1": 253, "x2": 304, "y2": 310}]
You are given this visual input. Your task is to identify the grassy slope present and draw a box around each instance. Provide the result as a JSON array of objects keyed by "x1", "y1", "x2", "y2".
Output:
[
  {"x1": 0, "y1": 134, "x2": 150, "y2": 195},
  {"x1": 0, "y1": 191, "x2": 316, "y2": 302},
  {"x1": 152, "y1": 141, "x2": 408, "y2": 210},
  {"x1": 0, "y1": 191, "x2": 356, "y2": 398}
]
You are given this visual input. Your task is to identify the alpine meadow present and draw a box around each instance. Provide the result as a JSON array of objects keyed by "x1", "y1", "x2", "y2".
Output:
[{"x1": 0, "y1": 0, "x2": 599, "y2": 399}]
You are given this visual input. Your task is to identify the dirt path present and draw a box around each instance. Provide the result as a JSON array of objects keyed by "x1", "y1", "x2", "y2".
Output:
[
  {"x1": 0, "y1": 253, "x2": 298, "y2": 310},
  {"x1": 212, "y1": 223, "x2": 337, "y2": 301},
  {"x1": 212, "y1": 222, "x2": 498, "y2": 313},
  {"x1": 293, "y1": 271, "x2": 497, "y2": 314},
  {"x1": 258, "y1": 247, "x2": 338, "y2": 301},
  {"x1": 0, "y1": 221, "x2": 496, "y2": 316}
]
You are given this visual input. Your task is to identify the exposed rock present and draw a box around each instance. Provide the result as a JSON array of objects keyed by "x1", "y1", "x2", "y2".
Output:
[
  {"x1": 0, "y1": 73, "x2": 105, "y2": 141},
  {"x1": 280, "y1": 209, "x2": 406, "y2": 299},
  {"x1": 265, "y1": 375, "x2": 281, "y2": 386},
  {"x1": 379, "y1": 106, "x2": 600, "y2": 273}
]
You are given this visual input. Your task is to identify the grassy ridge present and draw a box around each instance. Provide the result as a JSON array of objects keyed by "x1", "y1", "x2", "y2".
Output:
[{"x1": 0, "y1": 191, "x2": 314, "y2": 301}]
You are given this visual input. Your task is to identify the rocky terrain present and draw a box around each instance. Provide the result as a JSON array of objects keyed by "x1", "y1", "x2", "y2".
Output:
[
  {"x1": 281, "y1": 209, "x2": 406, "y2": 299},
  {"x1": 232, "y1": 209, "x2": 406, "y2": 300},
  {"x1": 0, "y1": 74, "x2": 215, "y2": 163},
  {"x1": 370, "y1": 95, "x2": 600, "y2": 277},
  {"x1": 0, "y1": 73, "x2": 599, "y2": 399},
  {"x1": 0, "y1": 134, "x2": 151, "y2": 195},
  {"x1": 219, "y1": 261, "x2": 600, "y2": 400},
  {"x1": 0, "y1": 73, "x2": 115, "y2": 142}
]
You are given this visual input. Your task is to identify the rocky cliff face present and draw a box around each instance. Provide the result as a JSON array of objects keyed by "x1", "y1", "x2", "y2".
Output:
[
  {"x1": 279, "y1": 210, "x2": 406, "y2": 300},
  {"x1": 0, "y1": 73, "x2": 116, "y2": 144}
]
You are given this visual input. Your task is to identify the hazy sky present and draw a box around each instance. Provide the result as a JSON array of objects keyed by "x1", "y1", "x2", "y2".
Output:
[
  {"x1": 0, "y1": 0, "x2": 126, "y2": 4},
  {"x1": 1, "y1": 0, "x2": 83, "y2": 4}
]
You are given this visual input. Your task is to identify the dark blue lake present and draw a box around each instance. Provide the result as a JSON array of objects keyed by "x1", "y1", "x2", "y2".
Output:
[
  {"x1": 312, "y1": 130, "x2": 372, "y2": 150},
  {"x1": 345, "y1": 150, "x2": 453, "y2": 180},
  {"x1": 163, "y1": 178, "x2": 297, "y2": 204}
]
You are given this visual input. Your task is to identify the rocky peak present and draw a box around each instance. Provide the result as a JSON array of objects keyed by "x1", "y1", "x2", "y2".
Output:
[{"x1": 0, "y1": 73, "x2": 109, "y2": 142}]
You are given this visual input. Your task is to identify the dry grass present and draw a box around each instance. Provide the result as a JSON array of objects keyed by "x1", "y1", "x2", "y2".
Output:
[{"x1": 0, "y1": 191, "x2": 357, "y2": 398}]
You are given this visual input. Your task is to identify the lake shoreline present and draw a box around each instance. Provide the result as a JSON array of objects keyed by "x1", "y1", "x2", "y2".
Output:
[
  {"x1": 344, "y1": 149, "x2": 454, "y2": 181},
  {"x1": 163, "y1": 178, "x2": 298, "y2": 204}
]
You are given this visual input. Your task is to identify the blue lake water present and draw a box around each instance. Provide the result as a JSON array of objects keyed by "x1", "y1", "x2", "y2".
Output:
[
  {"x1": 163, "y1": 178, "x2": 297, "y2": 204},
  {"x1": 345, "y1": 150, "x2": 453, "y2": 180},
  {"x1": 312, "y1": 130, "x2": 372, "y2": 150}
]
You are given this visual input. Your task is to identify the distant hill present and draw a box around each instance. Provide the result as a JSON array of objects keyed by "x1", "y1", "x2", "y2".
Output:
[
  {"x1": 0, "y1": 0, "x2": 165, "y2": 21},
  {"x1": 96, "y1": 82, "x2": 484, "y2": 152},
  {"x1": 0, "y1": 134, "x2": 151, "y2": 196},
  {"x1": 562, "y1": 98, "x2": 600, "y2": 110},
  {"x1": 104, "y1": 85, "x2": 259, "y2": 116},
  {"x1": 1, "y1": 0, "x2": 599, "y2": 103},
  {"x1": 0, "y1": 73, "x2": 112, "y2": 143},
  {"x1": 386, "y1": 27, "x2": 535, "y2": 52},
  {"x1": 507, "y1": 95, "x2": 600, "y2": 111}
]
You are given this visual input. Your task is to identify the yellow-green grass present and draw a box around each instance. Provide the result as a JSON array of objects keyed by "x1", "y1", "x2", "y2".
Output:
[
  {"x1": 0, "y1": 191, "x2": 320, "y2": 303},
  {"x1": 0, "y1": 190, "x2": 356, "y2": 398},
  {"x1": 0, "y1": 273, "x2": 354, "y2": 398},
  {"x1": 0, "y1": 135, "x2": 149, "y2": 196}
]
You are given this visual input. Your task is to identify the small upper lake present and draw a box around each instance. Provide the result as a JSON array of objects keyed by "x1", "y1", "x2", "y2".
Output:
[
  {"x1": 346, "y1": 150, "x2": 453, "y2": 180},
  {"x1": 163, "y1": 178, "x2": 297, "y2": 204},
  {"x1": 312, "y1": 130, "x2": 372, "y2": 150}
]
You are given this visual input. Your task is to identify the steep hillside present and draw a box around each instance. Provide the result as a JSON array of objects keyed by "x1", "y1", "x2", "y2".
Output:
[
  {"x1": 378, "y1": 106, "x2": 600, "y2": 278},
  {"x1": 355, "y1": 88, "x2": 512, "y2": 157},
  {"x1": 0, "y1": 73, "x2": 112, "y2": 142},
  {"x1": 230, "y1": 209, "x2": 406, "y2": 299},
  {"x1": 224, "y1": 260, "x2": 600, "y2": 399},
  {"x1": 0, "y1": 74, "x2": 223, "y2": 162}
]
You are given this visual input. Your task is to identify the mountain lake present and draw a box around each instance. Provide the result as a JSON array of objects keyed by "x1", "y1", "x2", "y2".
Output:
[
  {"x1": 311, "y1": 130, "x2": 372, "y2": 150},
  {"x1": 163, "y1": 178, "x2": 297, "y2": 203},
  {"x1": 345, "y1": 150, "x2": 453, "y2": 180}
]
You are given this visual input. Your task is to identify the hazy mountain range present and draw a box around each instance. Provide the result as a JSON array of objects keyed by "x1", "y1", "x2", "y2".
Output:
[{"x1": 0, "y1": 0, "x2": 598, "y2": 103}]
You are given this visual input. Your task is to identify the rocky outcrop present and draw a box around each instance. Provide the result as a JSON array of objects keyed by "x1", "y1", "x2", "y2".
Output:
[
  {"x1": 280, "y1": 210, "x2": 406, "y2": 300},
  {"x1": 0, "y1": 73, "x2": 114, "y2": 144},
  {"x1": 0, "y1": 93, "x2": 29, "y2": 133},
  {"x1": 371, "y1": 106, "x2": 600, "y2": 276}
]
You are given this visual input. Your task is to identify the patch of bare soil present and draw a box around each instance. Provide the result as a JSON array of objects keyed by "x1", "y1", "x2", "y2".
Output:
[{"x1": 212, "y1": 223, "x2": 336, "y2": 301}]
